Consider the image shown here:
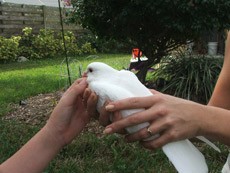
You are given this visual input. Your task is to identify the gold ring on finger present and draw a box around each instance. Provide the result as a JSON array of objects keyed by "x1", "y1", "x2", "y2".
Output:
[{"x1": 147, "y1": 127, "x2": 154, "y2": 136}]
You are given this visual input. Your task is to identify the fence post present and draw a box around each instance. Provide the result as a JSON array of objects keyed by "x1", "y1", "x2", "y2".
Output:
[
  {"x1": 21, "y1": 4, "x2": 25, "y2": 25},
  {"x1": 43, "y1": 5, "x2": 47, "y2": 30},
  {"x1": 0, "y1": 2, "x2": 3, "y2": 34}
]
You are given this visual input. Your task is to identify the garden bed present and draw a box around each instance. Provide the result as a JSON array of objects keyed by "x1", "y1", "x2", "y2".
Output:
[{"x1": 4, "y1": 90, "x2": 105, "y2": 139}]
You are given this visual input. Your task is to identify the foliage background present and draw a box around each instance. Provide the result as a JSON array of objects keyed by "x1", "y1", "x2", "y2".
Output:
[
  {"x1": 67, "y1": 0, "x2": 230, "y2": 81},
  {"x1": 155, "y1": 52, "x2": 224, "y2": 104}
]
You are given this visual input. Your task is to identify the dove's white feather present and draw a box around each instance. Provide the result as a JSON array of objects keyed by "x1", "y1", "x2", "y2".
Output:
[
  {"x1": 86, "y1": 62, "x2": 219, "y2": 173},
  {"x1": 163, "y1": 140, "x2": 208, "y2": 173},
  {"x1": 89, "y1": 80, "x2": 157, "y2": 139},
  {"x1": 196, "y1": 136, "x2": 220, "y2": 152},
  {"x1": 222, "y1": 154, "x2": 230, "y2": 173}
]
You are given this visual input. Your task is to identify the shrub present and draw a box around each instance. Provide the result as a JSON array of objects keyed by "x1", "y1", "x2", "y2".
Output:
[
  {"x1": 18, "y1": 27, "x2": 36, "y2": 59},
  {"x1": 76, "y1": 32, "x2": 136, "y2": 54},
  {"x1": 80, "y1": 42, "x2": 96, "y2": 54},
  {"x1": 0, "y1": 36, "x2": 21, "y2": 62},
  {"x1": 32, "y1": 29, "x2": 60, "y2": 59},
  {"x1": 58, "y1": 31, "x2": 96, "y2": 55},
  {"x1": 0, "y1": 27, "x2": 96, "y2": 62},
  {"x1": 156, "y1": 52, "x2": 223, "y2": 104}
]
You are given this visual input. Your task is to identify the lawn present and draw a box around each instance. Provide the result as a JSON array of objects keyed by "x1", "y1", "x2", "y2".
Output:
[
  {"x1": 0, "y1": 54, "x2": 131, "y2": 116},
  {"x1": 0, "y1": 53, "x2": 228, "y2": 172}
]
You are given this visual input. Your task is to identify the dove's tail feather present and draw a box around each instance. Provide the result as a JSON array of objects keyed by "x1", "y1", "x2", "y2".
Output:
[
  {"x1": 222, "y1": 154, "x2": 230, "y2": 173},
  {"x1": 196, "y1": 136, "x2": 221, "y2": 152},
  {"x1": 162, "y1": 140, "x2": 208, "y2": 173}
]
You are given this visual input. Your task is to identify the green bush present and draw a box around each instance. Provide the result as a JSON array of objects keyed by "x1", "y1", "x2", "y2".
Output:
[
  {"x1": 0, "y1": 36, "x2": 20, "y2": 62},
  {"x1": 18, "y1": 27, "x2": 37, "y2": 59},
  {"x1": 76, "y1": 31, "x2": 136, "y2": 54},
  {"x1": 32, "y1": 29, "x2": 60, "y2": 59},
  {"x1": 58, "y1": 31, "x2": 96, "y2": 56},
  {"x1": 156, "y1": 52, "x2": 223, "y2": 104},
  {"x1": 59, "y1": 31, "x2": 79, "y2": 55},
  {"x1": 0, "y1": 27, "x2": 96, "y2": 62}
]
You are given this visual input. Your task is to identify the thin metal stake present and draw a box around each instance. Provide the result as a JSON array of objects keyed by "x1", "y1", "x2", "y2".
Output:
[{"x1": 58, "y1": 0, "x2": 72, "y2": 86}]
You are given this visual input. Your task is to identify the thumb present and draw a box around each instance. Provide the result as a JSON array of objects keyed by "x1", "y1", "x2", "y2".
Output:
[
  {"x1": 72, "y1": 78, "x2": 88, "y2": 95},
  {"x1": 65, "y1": 78, "x2": 88, "y2": 100}
]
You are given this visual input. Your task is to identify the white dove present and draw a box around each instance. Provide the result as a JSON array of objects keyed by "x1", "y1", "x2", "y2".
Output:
[{"x1": 83, "y1": 62, "x2": 220, "y2": 173}]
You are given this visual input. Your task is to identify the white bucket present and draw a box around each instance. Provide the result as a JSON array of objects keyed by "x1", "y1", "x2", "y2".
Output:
[{"x1": 208, "y1": 42, "x2": 218, "y2": 55}]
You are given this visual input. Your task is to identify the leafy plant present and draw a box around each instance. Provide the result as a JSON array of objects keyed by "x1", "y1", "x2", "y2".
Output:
[
  {"x1": 76, "y1": 31, "x2": 136, "y2": 54},
  {"x1": 0, "y1": 36, "x2": 21, "y2": 62},
  {"x1": 19, "y1": 27, "x2": 37, "y2": 59},
  {"x1": 156, "y1": 52, "x2": 223, "y2": 103},
  {"x1": 32, "y1": 29, "x2": 60, "y2": 59},
  {"x1": 0, "y1": 28, "x2": 96, "y2": 62},
  {"x1": 58, "y1": 31, "x2": 96, "y2": 56}
]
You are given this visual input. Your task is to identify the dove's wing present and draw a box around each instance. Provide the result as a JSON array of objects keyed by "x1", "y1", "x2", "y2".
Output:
[
  {"x1": 196, "y1": 136, "x2": 220, "y2": 152},
  {"x1": 163, "y1": 140, "x2": 208, "y2": 173},
  {"x1": 117, "y1": 70, "x2": 152, "y2": 97},
  {"x1": 88, "y1": 81, "x2": 133, "y2": 112}
]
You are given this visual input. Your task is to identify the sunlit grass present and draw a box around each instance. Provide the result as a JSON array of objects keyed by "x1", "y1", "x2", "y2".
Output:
[{"x1": 0, "y1": 54, "x2": 130, "y2": 116}]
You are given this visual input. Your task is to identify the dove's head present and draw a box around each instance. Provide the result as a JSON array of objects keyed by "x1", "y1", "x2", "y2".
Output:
[{"x1": 83, "y1": 62, "x2": 117, "y2": 83}]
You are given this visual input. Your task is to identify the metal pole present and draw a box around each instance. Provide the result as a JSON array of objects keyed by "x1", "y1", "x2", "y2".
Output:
[{"x1": 58, "y1": 0, "x2": 72, "y2": 86}]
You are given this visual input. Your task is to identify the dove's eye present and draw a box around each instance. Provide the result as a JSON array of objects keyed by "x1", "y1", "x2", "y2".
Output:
[{"x1": 89, "y1": 68, "x2": 93, "y2": 73}]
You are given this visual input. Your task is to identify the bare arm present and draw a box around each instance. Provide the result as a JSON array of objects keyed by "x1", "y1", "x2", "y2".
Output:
[
  {"x1": 0, "y1": 79, "x2": 89, "y2": 173},
  {"x1": 208, "y1": 32, "x2": 230, "y2": 109},
  {"x1": 0, "y1": 125, "x2": 63, "y2": 173}
]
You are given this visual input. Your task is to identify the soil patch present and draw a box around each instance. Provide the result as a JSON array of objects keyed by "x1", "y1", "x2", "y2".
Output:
[{"x1": 4, "y1": 90, "x2": 105, "y2": 138}]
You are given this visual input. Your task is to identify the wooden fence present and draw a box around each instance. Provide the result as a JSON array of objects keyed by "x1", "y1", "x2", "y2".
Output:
[{"x1": 0, "y1": 2, "x2": 86, "y2": 37}]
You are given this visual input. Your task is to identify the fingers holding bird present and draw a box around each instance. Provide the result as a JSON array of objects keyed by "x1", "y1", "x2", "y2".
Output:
[
  {"x1": 103, "y1": 93, "x2": 204, "y2": 149},
  {"x1": 105, "y1": 94, "x2": 164, "y2": 111},
  {"x1": 83, "y1": 89, "x2": 125, "y2": 134},
  {"x1": 83, "y1": 88, "x2": 99, "y2": 119}
]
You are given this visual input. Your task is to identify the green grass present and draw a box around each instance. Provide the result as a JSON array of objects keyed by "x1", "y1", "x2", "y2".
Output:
[
  {"x1": 0, "y1": 118, "x2": 228, "y2": 172},
  {"x1": 0, "y1": 53, "x2": 228, "y2": 172},
  {"x1": 0, "y1": 118, "x2": 175, "y2": 172},
  {"x1": 0, "y1": 54, "x2": 130, "y2": 116}
]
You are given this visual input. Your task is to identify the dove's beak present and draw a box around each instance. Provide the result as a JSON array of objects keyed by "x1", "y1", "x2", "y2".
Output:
[{"x1": 82, "y1": 71, "x2": 88, "y2": 77}]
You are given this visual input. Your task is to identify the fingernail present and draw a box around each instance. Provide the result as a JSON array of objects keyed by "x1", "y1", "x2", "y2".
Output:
[
  {"x1": 105, "y1": 105, "x2": 114, "y2": 111},
  {"x1": 104, "y1": 128, "x2": 112, "y2": 135},
  {"x1": 85, "y1": 90, "x2": 89, "y2": 97}
]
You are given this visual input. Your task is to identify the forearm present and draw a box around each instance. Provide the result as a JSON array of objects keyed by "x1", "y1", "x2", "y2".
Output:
[
  {"x1": 208, "y1": 32, "x2": 230, "y2": 110},
  {"x1": 199, "y1": 105, "x2": 230, "y2": 146},
  {"x1": 0, "y1": 124, "x2": 64, "y2": 173}
]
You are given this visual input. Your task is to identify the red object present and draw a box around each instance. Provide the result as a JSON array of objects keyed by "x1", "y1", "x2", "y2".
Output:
[{"x1": 132, "y1": 49, "x2": 142, "y2": 59}]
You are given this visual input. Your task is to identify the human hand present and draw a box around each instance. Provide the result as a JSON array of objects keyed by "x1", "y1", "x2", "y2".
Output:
[
  {"x1": 104, "y1": 93, "x2": 206, "y2": 149},
  {"x1": 46, "y1": 78, "x2": 90, "y2": 147}
]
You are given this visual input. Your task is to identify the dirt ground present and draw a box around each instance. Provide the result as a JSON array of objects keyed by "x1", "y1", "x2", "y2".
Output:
[{"x1": 4, "y1": 90, "x2": 105, "y2": 138}]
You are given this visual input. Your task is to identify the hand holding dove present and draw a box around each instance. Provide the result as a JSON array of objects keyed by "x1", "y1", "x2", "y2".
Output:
[{"x1": 83, "y1": 62, "x2": 220, "y2": 173}]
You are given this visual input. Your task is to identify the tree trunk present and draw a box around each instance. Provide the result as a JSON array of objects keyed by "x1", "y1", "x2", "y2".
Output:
[
  {"x1": 136, "y1": 67, "x2": 148, "y2": 83},
  {"x1": 135, "y1": 53, "x2": 164, "y2": 83}
]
